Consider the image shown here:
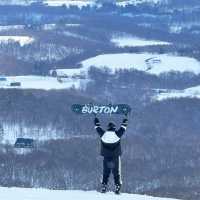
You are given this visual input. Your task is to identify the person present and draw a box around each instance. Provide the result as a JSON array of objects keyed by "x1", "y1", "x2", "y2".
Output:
[{"x1": 94, "y1": 116, "x2": 128, "y2": 194}]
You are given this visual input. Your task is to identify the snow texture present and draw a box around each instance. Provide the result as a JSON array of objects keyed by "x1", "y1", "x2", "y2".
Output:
[
  {"x1": 2, "y1": 122, "x2": 94, "y2": 144},
  {"x1": 0, "y1": 25, "x2": 25, "y2": 31},
  {"x1": 0, "y1": 76, "x2": 87, "y2": 90},
  {"x1": 0, "y1": 36, "x2": 34, "y2": 46},
  {"x1": 111, "y1": 36, "x2": 171, "y2": 47},
  {"x1": 156, "y1": 85, "x2": 200, "y2": 100},
  {"x1": 44, "y1": 0, "x2": 96, "y2": 8},
  {"x1": 0, "y1": 0, "x2": 162, "y2": 7},
  {"x1": 81, "y1": 53, "x2": 200, "y2": 76},
  {"x1": 42, "y1": 23, "x2": 80, "y2": 30},
  {"x1": 0, "y1": 187, "x2": 181, "y2": 200},
  {"x1": 44, "y1": 0, "x2": 162, "y2": 8},
  {"x1": 2, "y1": 123, "x2": 64, "y2": 144},
  {"x1": 116, "y1": 0, "x2": 161, "y2": 7},
  {"x1": 0, "y1": 0, "x2": 35, "y2": 5},
  {"x1": 49, "y1": 68, "x2": 86, "y2": 77}
]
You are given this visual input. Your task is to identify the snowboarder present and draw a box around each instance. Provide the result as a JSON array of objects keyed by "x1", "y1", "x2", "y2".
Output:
[{"x1": 94, "y1": 117, "x2": 128, "y2": 194}]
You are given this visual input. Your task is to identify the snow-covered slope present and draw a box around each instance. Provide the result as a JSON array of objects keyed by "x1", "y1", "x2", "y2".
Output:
[
  {"x1": 0, "y1": 0, "x2": 36, "y2": 6},
  {"x1": 0, "y1": 0, "x2": 164, "y2": 7},
  {"x1": 81, "y1": 53, "x2": 200, "y2": 76},
  {"x1": 0, "y1": 36, "x2": 34, "y2": 46},
  {"x1": 111, "y1": 36, "x2": 171, "y2": 47},
  {"x1": 156, "y1": 85, "x2": 200, "y2": 101},
  {"x1": 1, "y1": 52, "x2": 199, "y2": 91},
  {"x1": 44, "y1": 0, "x2": 96, "y2": 8},
  {"x1": 44, "y1": 0, "x2": 161, "y2": 7},
  {"x1": 0, "y1": 187, "x2": 181, "y2": 200},
  {"x1": 116, "y1": 0, "x2": 162, "y2": 7},
  {"x1": 0, "y1": 25, "x2": 25, "y2": 31},
  {"x1": 0, "y1": 76, "x2": 87, "y2": 90}
]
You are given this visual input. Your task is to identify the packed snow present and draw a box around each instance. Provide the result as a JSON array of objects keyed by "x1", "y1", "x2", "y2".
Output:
[
  {"x1": 0, "y1": 36, "x2": 34, "y2": 46},
  {"x1": 0, "y1": 187, "x2": 181, "y2": 200},
  {"x1": 0, "y1": 76, "x2": 87, "y2": 90},
  {"x1": 81, "y1": 53, "x2": 200, "y2": 76},
  {"x1": 111, "y1": 36, "x2": 171, "y2": 47},
  {"x1": 156, "y1": 85, "x2": 200, "y2": 100}
]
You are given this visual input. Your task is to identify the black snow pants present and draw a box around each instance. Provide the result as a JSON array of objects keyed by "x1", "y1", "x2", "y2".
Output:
[{"x1": 102, "y1": 156, "x2": 122, "y2": 186}]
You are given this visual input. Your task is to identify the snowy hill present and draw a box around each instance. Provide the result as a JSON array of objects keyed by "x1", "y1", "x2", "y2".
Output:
[
  {"x1": 116, "y1": 0, "x2": 161, "y2": 6},
  {"x1": 81, "y1": 53, "x2": 200, "y2": 76},
  {"x1": 0, "y1": 36, "x2": 34, "y2": 46},
  {"x1": 0, "y1": 76, "x2": 87, "y2": 90},
  {"x1": 0, "y1": 0, "x2": 164, "y2": 7},
  {"x1": 44, "y1": 0, "x2": 162, "y2": 7},
  {"x1": 44, "y1": 0, "x2": 96, "y2": 8},
  {"x1": 156, "y1": 85, "x2": 200, "y2": 101},
  {"x1": 0, "y1": 0, "x2": 36, "y2": 6},
  {"x1": 0, "y1": 187, "x2": 181, "y2": 200},
  {"x1": 111, "y1": 36, "x2": 171, "y2": 47}
]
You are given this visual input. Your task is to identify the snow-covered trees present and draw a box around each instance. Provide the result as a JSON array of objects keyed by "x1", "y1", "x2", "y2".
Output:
[{"x1": 0, "y1": 124, "x2": 4, "y2": 142}]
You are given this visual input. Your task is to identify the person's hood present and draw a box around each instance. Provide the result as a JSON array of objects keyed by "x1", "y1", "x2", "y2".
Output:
[{"x1": 107, "y1": 122, "x2": 116, "y2": 131}]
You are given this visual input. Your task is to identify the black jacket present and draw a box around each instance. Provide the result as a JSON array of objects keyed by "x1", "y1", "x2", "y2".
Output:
[{"x1": 94, "y1": 118, "x2": 128, "y2": 157}]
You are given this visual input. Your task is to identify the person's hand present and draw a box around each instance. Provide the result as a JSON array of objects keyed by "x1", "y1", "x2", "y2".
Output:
[
  {"x1": 94, "y1": 117, "x2": 99, "y2": 124},
  {"x1": 122, "y1": 118, "x2": 128, "y2": 124}
]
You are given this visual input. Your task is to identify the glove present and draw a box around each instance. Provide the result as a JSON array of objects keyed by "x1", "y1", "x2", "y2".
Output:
[
  {"x1": 123, "y1": 118, "x2": 128, "y2": 123},
  {"x1": 122, "y1": 118, "x2": 128, "y2": 124},
  {"x1": 94, "y1": 117, "x2": 100, "y2": 125}
]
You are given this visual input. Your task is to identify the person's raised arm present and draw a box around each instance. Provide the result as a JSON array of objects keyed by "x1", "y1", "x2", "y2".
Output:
[
  {"x1": 116, "y1": 118, "x2": 128, "y2": 138},
  {"x1": 94, "y1": 117, "x2": 105, "y2": 137}
]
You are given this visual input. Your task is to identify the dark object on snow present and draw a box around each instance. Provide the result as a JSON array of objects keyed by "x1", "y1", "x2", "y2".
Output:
[
  {"x1": 115, "y1": 184, "x2": 121, "y2": 195},
  {"x1": 94, "y1": 117, "x2": 128, "y2": 157},
  {"x1": 10, "y1": 82, "x2": 21, "y2": 87},
  {"x1": 15, "y1": 138, "x2": 34, "y2": 148},
  {"x1": 51, "y1": 70, "x2": 57, "y2": 77},
  {"x1": 102, "y1": 157, "x2": 122, "y2": 186},
  {"x1": 94, "y1": 117, "x2": 128, "y2": 189},
  {"x1": 101, "y1": 183, "x2": 107, "y2": 193},
  {"x1": 107, "y1": 122, "x2": 116, "y2": 130},
  {"x1": 0, "y1": 77, "x2": 7, "y2": 81}
]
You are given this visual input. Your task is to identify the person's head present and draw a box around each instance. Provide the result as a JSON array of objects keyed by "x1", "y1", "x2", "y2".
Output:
[{"x1": 107, "y1": 121, "x2": 116, "y2": 131}]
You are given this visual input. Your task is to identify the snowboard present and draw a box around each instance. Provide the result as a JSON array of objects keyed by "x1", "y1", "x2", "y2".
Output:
[{"x1": 71, "y1": 104, "x2": 131, "y2": 115}]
